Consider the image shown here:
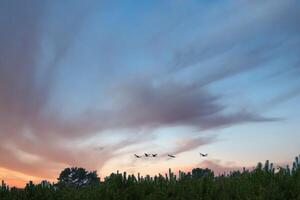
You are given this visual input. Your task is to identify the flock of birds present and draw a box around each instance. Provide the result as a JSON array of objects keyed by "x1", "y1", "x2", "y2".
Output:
[{"x1": 134, "y1": 153, "x2": 208, "y2": 159}]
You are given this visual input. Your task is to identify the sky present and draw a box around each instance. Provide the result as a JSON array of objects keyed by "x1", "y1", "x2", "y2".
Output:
[{"x1": 0, "y1": 0, "x2": 300, "y2": 187}]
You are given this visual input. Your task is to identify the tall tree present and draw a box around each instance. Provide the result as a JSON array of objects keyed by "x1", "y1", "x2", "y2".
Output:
[{"x1": 57, "y1": 167, "x2": 100, "y2": 187}]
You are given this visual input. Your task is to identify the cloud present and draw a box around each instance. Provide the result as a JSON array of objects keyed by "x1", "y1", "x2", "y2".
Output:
[
  {"x1": 0, "y1": 1, "x2": 46, "y2": 136},
  {"x1": 99, "y1": 79, "x2": 277, "y2": 130},
  {"x1": 171, "y1": 136, "x2": 214, "y2": 155},
  {"x1": 266, "y1": 85, "x2": 300, "y2": 106},
  {"x1": 168, "y1": 0, "x2": 300, "y2": 84},
  {"x1": 0, "y1": 0, "x2": 109, "y2": 180}
]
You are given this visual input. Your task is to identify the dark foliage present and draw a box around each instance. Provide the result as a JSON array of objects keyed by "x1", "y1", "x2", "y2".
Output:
[
  {"x1": 1, "y1": 155, "x2": 300, "y2": 200},
  {"x1": 57, "y1": 167, "x2": 100, "y2": 188}
]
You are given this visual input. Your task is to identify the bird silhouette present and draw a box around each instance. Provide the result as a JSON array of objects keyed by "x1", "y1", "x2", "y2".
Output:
[
  {"x1": 168, "y1": 154, "x2": 175, "y2": 158},
  {"x1": 134, "y1": 154, "x2": 142, "y2": 158},
  {"x1": 144, "y1": 153, "x2": 150, "y2": 157},
  {"x1": 200, "y1": 153, "x2": 208, "y2": 157},
  {"x1": 152, "y1": 154, "x2": 158, "y2": 157}
]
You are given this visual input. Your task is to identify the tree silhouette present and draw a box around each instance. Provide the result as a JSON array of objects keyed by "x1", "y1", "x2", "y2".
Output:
[{"x1": 57, "y1": 167, "x2": 100, "y2": 188}]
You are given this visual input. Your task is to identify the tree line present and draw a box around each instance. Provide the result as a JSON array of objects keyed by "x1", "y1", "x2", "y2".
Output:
[{"x1": 1, "y1": 155, "x2": 299, "y2": 200}]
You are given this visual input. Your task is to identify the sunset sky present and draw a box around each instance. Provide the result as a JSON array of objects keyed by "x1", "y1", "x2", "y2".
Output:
[{"x1": 1, "y1": 0, "x2": 300, "y2": 188}]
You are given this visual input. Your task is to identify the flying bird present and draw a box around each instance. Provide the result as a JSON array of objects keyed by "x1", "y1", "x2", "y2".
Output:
[
  {"x1": 200, "y1": 153, "x2": 208, "y2": 157},
  {"x1": 144, "y1": 153, "x2": 150, "y2": 157},
  {"x1": 152, "y1": 154, "x2": 158, "y2": 157},
  {"x1": 168, "y1": 154, "x2": 175, "y2": 158},
  {"x1": 134, "y1": 154, "x2": 142, "y2": 158}
]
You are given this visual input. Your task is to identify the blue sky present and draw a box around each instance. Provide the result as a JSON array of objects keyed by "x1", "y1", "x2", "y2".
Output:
[{"x1": 0, "y1": 0, "x2": 300, "y2": 187}]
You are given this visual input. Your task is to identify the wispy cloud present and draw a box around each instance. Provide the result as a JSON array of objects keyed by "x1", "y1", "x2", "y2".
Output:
[
  {"x1": 100, "y1": 79, "x2": 277, "y2": 130},
  {"x1": 169, "y1": 0, "x2": 300, "y2": 71}
]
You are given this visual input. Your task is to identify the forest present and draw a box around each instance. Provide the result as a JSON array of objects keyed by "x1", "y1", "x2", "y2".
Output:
[{"x1": 1, "y1": 155, "x2": 299, "y2": 200}]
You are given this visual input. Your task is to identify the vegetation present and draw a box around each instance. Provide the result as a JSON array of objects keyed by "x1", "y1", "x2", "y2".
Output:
[
  {"x1": 1, "y1": 155, "x2": 300, "y2": 200},
  {"x1": 57, "y1": 167, "x2": 100, "y2": 188}
]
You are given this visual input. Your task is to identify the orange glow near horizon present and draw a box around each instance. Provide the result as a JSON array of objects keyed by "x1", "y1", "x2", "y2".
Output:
[
  {"x1": 0, "y1": 168, "x2": 56, "y2": 188},
  {"x1": 1, "y1": 162, "x2": 201, "y2": 188}
]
